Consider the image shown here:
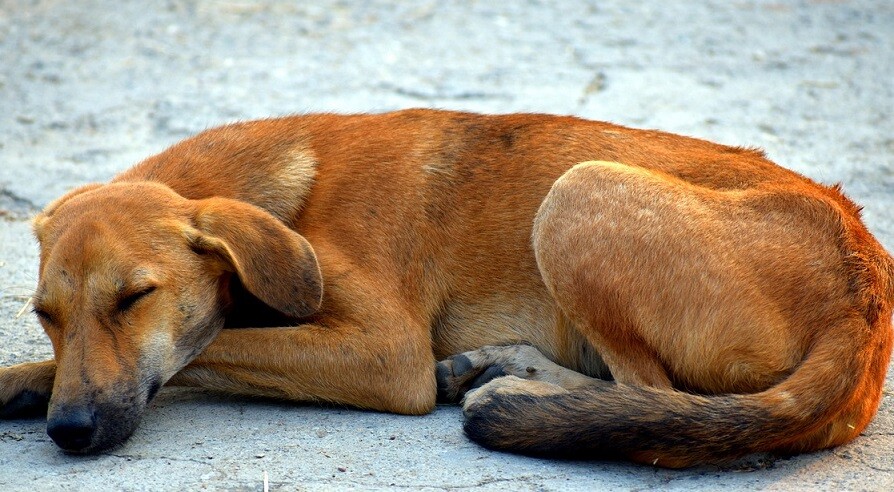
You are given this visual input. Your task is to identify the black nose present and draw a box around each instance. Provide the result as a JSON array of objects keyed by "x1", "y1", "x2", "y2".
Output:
[{"x1": 47, "y1": 406, "x2": 96, "y2": 451}]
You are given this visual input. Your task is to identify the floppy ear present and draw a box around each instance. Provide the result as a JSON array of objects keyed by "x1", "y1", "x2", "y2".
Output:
[{"x1": 188, "y1": 197, "x2": 323, "y2": 318}]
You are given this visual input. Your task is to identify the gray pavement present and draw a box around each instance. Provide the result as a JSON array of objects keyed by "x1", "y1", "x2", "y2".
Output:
[{"x1": 1, "y1": 0, "x2": 892, "y2": 490}]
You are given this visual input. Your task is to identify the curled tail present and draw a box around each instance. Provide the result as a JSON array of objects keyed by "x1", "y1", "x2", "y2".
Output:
[{"x1": 464, "y1": 315, "x2": 893, "y2": 468}]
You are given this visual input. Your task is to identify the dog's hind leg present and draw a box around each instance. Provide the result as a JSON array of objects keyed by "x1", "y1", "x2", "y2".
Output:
[
  {"x1": 531, "y1": 161, "x2": 683, "y2": 389},
  {"x1": 529, "y1": 160, "x2": 825, "y2": 393}
]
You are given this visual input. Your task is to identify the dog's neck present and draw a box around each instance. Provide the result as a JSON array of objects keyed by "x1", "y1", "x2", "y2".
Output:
[{"x1": 112, "y1": 120, "x2": 317, "y2": 225}]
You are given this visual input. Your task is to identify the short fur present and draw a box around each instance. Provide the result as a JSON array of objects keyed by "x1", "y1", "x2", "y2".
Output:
[{"x1": 1, "y1": 109, "x2": 891, "y2": 466}]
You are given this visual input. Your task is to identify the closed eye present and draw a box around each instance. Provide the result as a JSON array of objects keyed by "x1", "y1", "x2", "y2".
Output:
[
  {"x1": 32, "y1": 306, "x2": 54, "y2": 323},
  {"x1": 118, "y1": 286, "x2": 157, "y2": 312}
]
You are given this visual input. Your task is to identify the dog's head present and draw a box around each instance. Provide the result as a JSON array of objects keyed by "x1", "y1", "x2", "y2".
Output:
[{"x1": 31, "y1": 181, "x2": 323, "y2": 453}]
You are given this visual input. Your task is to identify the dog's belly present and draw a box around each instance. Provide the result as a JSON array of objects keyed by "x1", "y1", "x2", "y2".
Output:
[
  {"x1": 430, "y1": 294, "x2": 555, "y2": 360},
  {"x1": 429, "y1": 293, "x2": 611, "y2": 379}
]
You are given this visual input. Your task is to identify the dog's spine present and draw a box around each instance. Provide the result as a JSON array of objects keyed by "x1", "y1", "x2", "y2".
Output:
[{"x1": 464, "y1": 313, "x2": 892, "y2": 467}]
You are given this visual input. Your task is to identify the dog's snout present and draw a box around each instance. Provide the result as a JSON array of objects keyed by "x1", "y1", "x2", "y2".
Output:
[{"x1": 47, "y1": 406, "x2": 96, "y2": 452}]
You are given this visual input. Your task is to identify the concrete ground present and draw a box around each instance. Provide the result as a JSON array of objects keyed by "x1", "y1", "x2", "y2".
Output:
[{"x1": 1, "y1": 0, "x2": 892, "y2": 490}]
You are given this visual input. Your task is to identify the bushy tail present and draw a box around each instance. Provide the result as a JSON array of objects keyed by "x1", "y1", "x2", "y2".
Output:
[{"x1": 464, "y1": 316, "x2": 890, "y2": 468}]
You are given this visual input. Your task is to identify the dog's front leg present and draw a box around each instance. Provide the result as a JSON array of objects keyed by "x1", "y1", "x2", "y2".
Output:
[
  {"x1": 0, "y1": 360, "x2": 56, "y2": 418},
  {"x1": 168, "y1": 321, "x2": 437, "y2": 415}
]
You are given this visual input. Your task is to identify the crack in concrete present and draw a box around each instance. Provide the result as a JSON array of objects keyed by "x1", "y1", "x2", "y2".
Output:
[
  {"x1": 100, "y1": 451, "x2": 219, "y2": 470},
  {"x1": 377, "y1": 82, "x2": 512, "y2": 102},
  {"x1": 261, "y1": 475, "x2": 545, "y2": 490},
  {"x1": 0, "y1": 188, "x2": 40, "y2": 217},
  {"x1": 856, "y1": 456, "x2": 894, "y2": 473}
]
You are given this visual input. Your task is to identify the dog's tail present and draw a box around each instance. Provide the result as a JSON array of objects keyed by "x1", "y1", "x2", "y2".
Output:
[{"x1": 464, "y1": 309, "x2": 893, "y2": 467}]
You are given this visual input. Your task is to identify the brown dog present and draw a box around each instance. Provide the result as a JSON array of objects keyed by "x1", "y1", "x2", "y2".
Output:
[{"x1": 0, "y1": 109, "x2": 891, "y2": 467}]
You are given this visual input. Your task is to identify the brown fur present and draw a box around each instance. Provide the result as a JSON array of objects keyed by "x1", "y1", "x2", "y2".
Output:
[{"x1": 1, "y1": 109, "x2": 891, "y2": 465}]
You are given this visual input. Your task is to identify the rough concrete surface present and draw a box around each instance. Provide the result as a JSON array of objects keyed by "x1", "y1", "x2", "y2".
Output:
[{"x1": 0, "y1": 0, "x2": 892, "y2": 490}]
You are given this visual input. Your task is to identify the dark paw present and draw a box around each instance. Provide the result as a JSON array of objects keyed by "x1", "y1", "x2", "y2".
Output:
[
  {"x1": 469, "y1": 366, "x2": 506, "y2": 390},
  {"x1": 0, "y1": 390, "x2": 50, "y2": 419},
  {"x1": 436, "y1": 354, "x2": 506, "y2": 404}
]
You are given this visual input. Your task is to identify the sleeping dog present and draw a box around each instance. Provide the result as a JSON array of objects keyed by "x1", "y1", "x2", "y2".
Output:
[{"x1": 1, "y1": 109, "x2": 891, "y2": 467}]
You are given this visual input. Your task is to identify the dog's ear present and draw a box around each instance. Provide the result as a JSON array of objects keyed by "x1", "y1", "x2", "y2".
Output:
[
  {"x1": 32, "y1": 183, "x2": 104, "y2": 243},
  {"x1": 187, "y1": 197, "x2": 323, "y2": 318}
]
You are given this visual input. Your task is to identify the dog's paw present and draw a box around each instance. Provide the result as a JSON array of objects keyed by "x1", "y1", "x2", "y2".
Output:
[
  {"x1": 436, "y1": 353, "x2": 505, "y2": 403},
  {"x1": 0, "y1": 361, "x2": 55, "y2": 419},
  {"x1": 0, "y1": 389, "x2": 50, "y2": 419},
  {"x1": 462, "y1": 375, "x2": 568, "y2": 417},
  {"x1": 436, "y1": 344, "x2": 587, "y2": 403}
]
